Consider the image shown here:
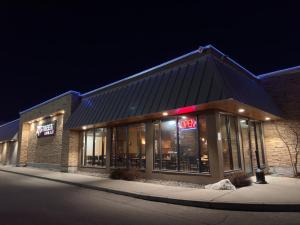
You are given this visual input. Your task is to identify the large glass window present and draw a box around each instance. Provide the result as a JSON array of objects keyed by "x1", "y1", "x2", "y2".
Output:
[
  {"x1": 94, "y1": 128, "x2": 107, "y2": 167},
  {"x1": 256, "y1": 122, "x2": 266, "y2": 166},
  {"x1": 220, "y1": 115, "x2": 231, "y2": 171},
  {"x1": 161, "y1": 119, "x2": 177, "y2": 170},
  {"x1": 111, "y1": 124, "x2": 146, "y2": 169},
  {"x1": 128, "y1": 124, "x2": 146, "y2": 169},
  {"x1": 249, "y1": 121, "x2": 266, "y2": 169},
  {"x1": 239, "y1": 119, "x2": 253, "y2": 174},
  {"x1": 114, "y1": 127, "x2": 127, "y2": 168},
  {"x1": 82, "y1": 128, "x2": 107, "y2": 167},
  {"x1": 153, "y1": 122, "x2": 161, "y2": 170},
  {"x1": 178, "y1": 115, "x2": 198, "y2": 172},
  {"x1": 153, "y1": 114, "x2": 209, "y2": 173},
  {"x1": 198, "y1": 115, "x2": 209, "y2": 172},
  {"x1": 220, "y1": 114, "x2": 241, "y2": 171}
]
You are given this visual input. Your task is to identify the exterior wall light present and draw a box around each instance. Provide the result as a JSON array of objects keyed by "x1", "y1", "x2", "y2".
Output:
[
  {"x1": 238, "y1": 108, "x2": 245, "y2": 113},
  {"x1": 265, "y1": 117, "x2": 271, "y2": 121},
  {"x1": 82, "y1": 126, "x2": 87, "y2": 130},
  {"x1": 162, "y1": 112, "x2": 168, "y2": 116}
]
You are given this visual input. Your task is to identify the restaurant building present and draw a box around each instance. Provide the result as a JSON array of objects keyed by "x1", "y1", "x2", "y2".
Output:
[
  {"x1": 1, "y1": 44, "x2": 299, "y2": 183},
  {"x1": 0, "y1": 120, "x2": 19, "y2": 165}
]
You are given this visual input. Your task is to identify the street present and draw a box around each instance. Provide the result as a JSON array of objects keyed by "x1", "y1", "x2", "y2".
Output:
[{"x1": 0, "y1": 171, "x2": 299, "y2": 225}]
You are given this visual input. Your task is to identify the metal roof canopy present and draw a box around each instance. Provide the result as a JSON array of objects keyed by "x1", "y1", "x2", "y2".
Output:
[
  {"x1": 0, "y1": 119, "x2": 19, "y2": 142},
  {"x1": 65, "y1": 45, "x2": 281, "y2": 129}
]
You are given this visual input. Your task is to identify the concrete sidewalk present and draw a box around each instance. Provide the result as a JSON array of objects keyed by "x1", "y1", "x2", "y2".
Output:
[{"x1": 0, "y1": 166, "x2": 300, "y2": 212}]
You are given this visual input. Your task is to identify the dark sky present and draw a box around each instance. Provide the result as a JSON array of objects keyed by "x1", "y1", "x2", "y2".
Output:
[{"x1": 1, "y1": 1, "x2": 300, "y2": 124}]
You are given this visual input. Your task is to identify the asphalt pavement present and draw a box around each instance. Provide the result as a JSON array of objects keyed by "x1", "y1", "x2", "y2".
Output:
[{"x1": 0, "y1": 171, "x2": 299, "y2": 225}]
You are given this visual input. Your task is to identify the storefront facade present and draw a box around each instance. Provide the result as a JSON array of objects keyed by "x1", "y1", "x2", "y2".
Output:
[
  {"x1": 3, "y1": 44, "x2": 299, "y2": 183},
  {"x1": 17, "y1": 91, "x2": 81, "y2": 171},
  {"x1": 0, "y1": 120, "x2": 19, "y2": 166}
]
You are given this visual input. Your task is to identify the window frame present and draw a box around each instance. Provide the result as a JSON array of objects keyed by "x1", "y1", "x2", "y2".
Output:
[
  {"x1": 110, "y1": 123, "x2": 146, "y2": 170},
  {"x1": 153, "y1": 113, "x2": 210, "y2": 174},
  {"x1": 81, "y1": 128, "x2": 107, "y2": 168}
]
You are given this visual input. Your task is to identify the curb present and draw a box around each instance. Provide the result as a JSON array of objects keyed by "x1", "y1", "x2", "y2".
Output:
[{"x1": 1, "y1": 168, "x2": 300, "y2": 212}]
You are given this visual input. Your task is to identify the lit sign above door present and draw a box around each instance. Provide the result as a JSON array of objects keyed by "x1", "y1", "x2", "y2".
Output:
[
  {"x1": 36, "y1": 121, "x2": 56, "y2": 138},
  {"x1": 178, "y1": 118, "x2": 197, "y2": 129}
]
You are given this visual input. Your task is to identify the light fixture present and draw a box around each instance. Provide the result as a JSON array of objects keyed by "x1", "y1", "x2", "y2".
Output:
[
  {"x1": 181, "y1": 116, "x2": 187, "y2": 119},
  {"x1": 265, "y1": 117, "x2": 271, "y2": 121},
  {"x1": 238, "y1": 108, "x2": 245, "y2": 113},
  {"x1": 162, "y1": 112, "x2": 168, "y2": 116},
  {"x1": 82, "y1": 126, "x2": 87, "y2": 130},
  {"x1": 240, "y1": 119, "x2": 246, "y2": 123},
  {"x1": 168, "y1": 120, "x2": 176, "y2": 126}
]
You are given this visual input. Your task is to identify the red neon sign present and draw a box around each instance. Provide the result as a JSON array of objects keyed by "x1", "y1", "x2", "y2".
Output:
[
  {"x1": 179, "y1": 118, "x2": 197, "y2": 129},
  {"x1": 175, "y1": 105, "x2": 197, "y2": 115}
]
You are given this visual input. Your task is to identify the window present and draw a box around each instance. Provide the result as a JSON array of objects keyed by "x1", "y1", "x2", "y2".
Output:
[
  {"x1": 161, "y1": 119, "x2": 177, "y2": 170},
  {"x1": 198, "y1": 115, "x2": 209, "y2": 172},
  {"x1": 111, "y1": 124, "x2": 146, "y2": 169},
  {"x1": 82, "y1": 128, "x2": 107, "y2": 167},
  {"x1": 128, "y1": 124, "x2": 146, "y2": 169},
  {"x1": 249, "y1": 121, "x2": 265, "y2": 169},
  {"x1": 178, "y1": 115, "x2": 198, "y2": 172},
  {"x1": 220, "y1": 114, "x2": 241, "y2": 171},
  {"x1": 94, "y1": 128, "x2": 106, "y2": 167},
  {"x1": 112, "y1": 127, "x2": 127, "y2": 168},
  {"x1": 239, "y1": 119, "x2": 253, "y2": 174},
  {"x1": 153, "y1": 122, "x2": 161, "y2": 170},
  {"x1": 256, "y1": 122, "x2": 266, "y2": 166},
  {"x1": 153, "y1": 114, "x2": 209, "y2": 173}
]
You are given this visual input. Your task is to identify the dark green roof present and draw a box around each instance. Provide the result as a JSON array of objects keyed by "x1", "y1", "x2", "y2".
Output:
[{"x1": 65, "y1": 45, "x2": 281, "y2": 129}]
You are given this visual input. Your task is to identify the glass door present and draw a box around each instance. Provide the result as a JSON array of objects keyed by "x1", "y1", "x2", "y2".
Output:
[{"x1": 239, "y1": 119, "x2": 253, "y2": 175}]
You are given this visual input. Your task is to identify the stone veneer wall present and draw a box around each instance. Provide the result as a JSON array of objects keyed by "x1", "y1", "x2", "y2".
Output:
[
  {"x1": 260, "y1": 72, "x2": 300, "y2": 176},
  {"x1": 263, "y1": 121, "x2": 300, "y2": 176}
]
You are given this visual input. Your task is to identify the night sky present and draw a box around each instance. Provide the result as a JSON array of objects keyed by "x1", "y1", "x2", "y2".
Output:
[{"x1": 1, "y1": 2, "x2": 300, "y2": 124}]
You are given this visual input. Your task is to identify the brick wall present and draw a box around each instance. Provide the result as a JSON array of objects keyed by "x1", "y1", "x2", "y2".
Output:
[{"x1": 17, "y1": 92, "x2": 81, "y2": 171}]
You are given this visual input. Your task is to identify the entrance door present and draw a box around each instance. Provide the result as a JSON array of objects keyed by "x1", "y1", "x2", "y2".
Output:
[
  {"x1": 249, "y1": 121, "x2": 265, "y2": 170},
  {"x1": 239, "y1": 119, "x2": 253, "y2": 175}
]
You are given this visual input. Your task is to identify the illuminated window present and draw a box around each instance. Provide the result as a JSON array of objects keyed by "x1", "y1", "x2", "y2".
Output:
[
  {"x1": 220, "y1": 114, "x2": 242, "y2": 171},
  {"x1": 128, "y1": 124, "x2": 146, "y2": 169},
  {"x1": 111, "y1": 124, "x2": 146, "y2": 169},
  {"x1": 82, "y1": 128, "x2": 107, "y2": 167},
  {"x1": 153, "y1": 114, "x2": 209, "y2": 173}
]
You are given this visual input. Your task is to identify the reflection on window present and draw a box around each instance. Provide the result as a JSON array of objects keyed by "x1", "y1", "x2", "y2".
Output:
[
  {"x1": 161, "y1": 119, "x2": 177, "y2": 170},
  {"x1": 221, "y1": 116, "x2": 231, "y2": 171},
  {"x1": 128, "y1": 124, "x2": 146, "y2": 169},
  {"x1": 111, "y1": 124, "x2": 146, "y2": 169},
  {"x1": 94, "y1": 128, "x2": 106, "y2": 167},
  {"x1": 111, "y1": 127, "x2": 127, "y2": 168},
  {"x1": 154, "y1": 114, "x2": 209, "y2": 173},
  {"x1": 153, "y1": 122, "x2": 161, "y2": 170},
  {"x1": 229, "y1": 117, "x2": 241, "y2": 169},
  {"x1": 249, "y1": 121, "x2": 266, "y2": 168},
  {"x1": 198, "y1": 115, "x2": 209, "y2": 172},
  {"x1": 256, "y1": 122, "x2": 265, "y2": 166},
  {"x1": 220, "y1": 114, "x2": 241, "y2": 171},
  {"x1": 178, "y1": 116, "x2": 198, "y2": 172},
  {"x1": 239, "y1": 119, "x2": 252, "y2": 174},
  {"x1": 82, "y1": 128, "x2": 107, "y2": 167}
]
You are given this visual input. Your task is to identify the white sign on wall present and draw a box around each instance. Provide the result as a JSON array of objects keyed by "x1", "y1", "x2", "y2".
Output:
[{"x1": 36, "y1": 121, "x2": 57, "y2": 138}]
